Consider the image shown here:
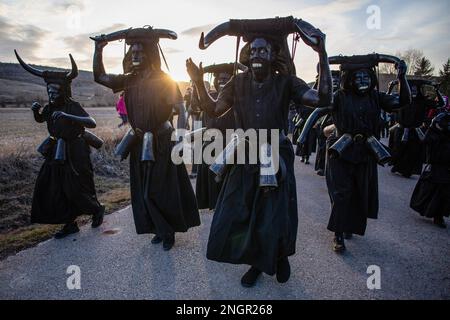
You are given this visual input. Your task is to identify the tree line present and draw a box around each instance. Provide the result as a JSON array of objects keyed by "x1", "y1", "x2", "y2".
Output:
[{"x1": 379, "y1": 49, "x2": 450, "y2": 97}]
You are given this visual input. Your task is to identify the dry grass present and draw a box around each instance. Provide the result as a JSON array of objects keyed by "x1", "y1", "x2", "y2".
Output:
[{"x1": 0, "y1": 108, "x2": 132, "y2": 260}]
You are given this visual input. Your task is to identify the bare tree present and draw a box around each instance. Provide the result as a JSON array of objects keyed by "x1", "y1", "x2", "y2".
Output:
[{"x1": 379, "y1": 49, "x2": 424, "y2": 75}]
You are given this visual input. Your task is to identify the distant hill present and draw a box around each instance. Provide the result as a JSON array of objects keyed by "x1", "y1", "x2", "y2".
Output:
[
  {"x1": 0, "y1": 62, "x2": 191, "y2": 108},
  {"x1": 0, "y1": 62, "x2": 117, "y2": 108}
]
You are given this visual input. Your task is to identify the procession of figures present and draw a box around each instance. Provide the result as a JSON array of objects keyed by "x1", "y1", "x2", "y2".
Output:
[{"x1": 13, "y1": 16, "x2": 449, "y2": 288}]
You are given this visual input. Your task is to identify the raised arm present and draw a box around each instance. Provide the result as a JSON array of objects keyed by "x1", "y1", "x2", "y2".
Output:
[
  {"x1": 186, "y1": 58, "x2": 232, "y2": 118},
  {"x1": 93, "y1": 41, "x2": 125, "y2": 90},
  {"x1": 51, "y1": 111, "x2": 97, "y2": 129},
  {"x1": 380, "y1": 60, "x2": 411, "y2": 111},
  {"x1": 298, "y1": 30, "x2": 333, "y2": 108}
]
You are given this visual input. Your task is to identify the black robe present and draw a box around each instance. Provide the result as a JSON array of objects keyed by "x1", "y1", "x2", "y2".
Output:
[
  {"x1": 110, "y1": 71, "x2": 200, "y2": 236},
  {"x1": 31, "y1": 101, "x2": 102, "y2": 224},
  {"x1": 390, "y1": 96, "x2": 430, "y2": 177},
  {"x1": 410, "y1": 127, "x2": 450, "y2": 218},
  {"x1": 196, "y1": 92, "x2": 235, "y2": 210},
  {"x1": 326, "y1": 90, "x2": 394, "y2": 236},
  {"x1": 295, "y1": 107, "x2": 317, "y2": 158},
  {"x1": 206, "y1": 71, "x2": 310, "y2": 276},
  {"x1": 315, "y1": 114, "x2": 333, "y2": 172}
]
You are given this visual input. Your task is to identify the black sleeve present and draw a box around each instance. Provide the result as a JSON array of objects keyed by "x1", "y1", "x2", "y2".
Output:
[
  {"x1": 379, "y1": 92, "x2": 400, "y2": 113},
  {"x1": 291, "y1": 76, "x2": 313, "y2": 105},
  {"x1": 69, "y1": 102, "x2": 90, "y2": 117},
  {"x1": 108, "y1": 74, "x2": 128, "y2": 93},
  {"x1": 216, "y1": 76, "x2": 235, "y2": 111}
]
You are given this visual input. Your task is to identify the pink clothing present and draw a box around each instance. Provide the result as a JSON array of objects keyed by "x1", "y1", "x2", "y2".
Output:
[{"x1": 116, "y1": 96, "x2": 127, "y2": 115}]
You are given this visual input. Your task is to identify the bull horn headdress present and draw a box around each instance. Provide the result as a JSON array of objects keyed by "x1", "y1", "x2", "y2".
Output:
[
  {"x1": 329, "y1": 54, "x2": 402, "y2": 70},
  {"x1": 14, "y1": 50, "x2": 79, "y2": 81},
  {"x1": 203, "y1": 62, "x2": 248, "y2": 75},
  {"x1": 90, "y1": 26, "x2": 178, "y2": 44},
  {"x1": 198, "y1": 16, "x2": 321, "y2": 76}
]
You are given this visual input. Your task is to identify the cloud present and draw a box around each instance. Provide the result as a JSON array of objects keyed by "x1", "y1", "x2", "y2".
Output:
[
  {"x1": 62, "y1": 23, "x2": 127, "y2": 55},
  {"x1": 163, "y1": 47, "x2": 183, "y2": 54},
  {"x1": 0, "y1": 16, "x2": 50, "y2": 62},
  {"x1": 181, "y1": 24, "x2": 216, "y2": 37},
  {"x1": 50, "y1": 0, "x2": 87, "y2": 11}
]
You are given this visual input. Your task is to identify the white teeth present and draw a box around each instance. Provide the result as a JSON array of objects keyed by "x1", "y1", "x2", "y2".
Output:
[
  {"x1": 132, "y1": 62, "x2": 140, "y2": 66},
  {"x1": 252, "y1": 63, "x2": 262, "y2": 68}
]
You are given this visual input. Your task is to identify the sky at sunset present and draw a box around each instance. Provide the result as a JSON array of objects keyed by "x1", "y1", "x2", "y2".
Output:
[{"x1": 1, "y1": 0, "x2": 449, "y2": 82}]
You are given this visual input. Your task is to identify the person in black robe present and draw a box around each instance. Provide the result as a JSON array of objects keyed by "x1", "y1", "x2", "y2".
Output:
[
  {"x1": 389, "y1": 80, "x2": 444, "y2": 178},
  {"x1": 187, "y1": 17, "x2": 333, "y2": 287},
  {"x1": 311, "y1": 70, "x2": 340, "y2": 175},
  {"x1": 194, "y1": 63, "x2": 241, "y2": 210},
  {"x1": 295, "y1": 105, "x2": 317, "y2": 164},
  {"x1": 410, "y1": 111, "x2": 450, "y2": 228},
  {"x1": 326, "y1": 54, "x2": 411, "y2": 252},
  {"x1": 14, "y1": 51, "x2": 105, "y2": 239},
  {"x1": 314, "y1": 114, "x2": 333, "y2": 176},
  {"x1": 92, "y1": 27, "x2": 200, "y2": 251}
]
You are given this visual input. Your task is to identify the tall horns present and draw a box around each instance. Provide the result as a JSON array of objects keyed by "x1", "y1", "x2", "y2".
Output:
[{"x1": 14, "y1": 50, "x2": 78, "y2": 80}]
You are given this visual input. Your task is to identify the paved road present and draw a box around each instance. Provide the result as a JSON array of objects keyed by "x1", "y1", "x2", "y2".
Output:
[{"x1": 0, "y1": 153, "x2": 449, "y2": 300}]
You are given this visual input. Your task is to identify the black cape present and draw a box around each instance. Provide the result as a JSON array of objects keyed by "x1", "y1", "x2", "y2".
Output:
[
  {"x1": 206, "y1": 71, "x2": 310, "y2": 275},
  {"x1": 31, "y1": 101, "x2": 101, "y2": 224}
]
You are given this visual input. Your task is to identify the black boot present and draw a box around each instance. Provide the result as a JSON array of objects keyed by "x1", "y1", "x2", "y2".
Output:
[
  {"x1": 344, "y1": 233, "x2": 353, "y2": 240},
  {"x1": 92, "y1": 205, "x2": 105, "y2": 228},
  {"x1": 333, "y1": 233, "x2": 346, "y2": 253},
  {"x1": 433, "y1": 216, "x2": 447, "y2": 229},
  {"x1": 241, "y1": 267, "x2": 262, "y2": 288},
  {"x1": 151, "y1": 235, "x2": 163, "y2": 244},
  {"x1": 54, "y1": 222, "x2": 79, "y2": 239},
  {"x1": 276, "y1": 258, "x2": 291, "y2": 284},
  {"x1": 316, "y1": 169, "x2": 325, "y2": 176},
  {"x1": 163, "y1": 234, "x2": 175, "y2": 251},
  {"x1": 304, "y1": 157, "x2": 310, "y2": 165}
]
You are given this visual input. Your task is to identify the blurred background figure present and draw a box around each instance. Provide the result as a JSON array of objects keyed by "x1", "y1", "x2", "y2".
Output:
[{"x1": 116, "y1": 92, "x2": 128, "y2": 128}]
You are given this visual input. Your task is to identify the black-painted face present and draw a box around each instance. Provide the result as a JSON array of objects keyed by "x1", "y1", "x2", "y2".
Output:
[
  {"x1": 131, "y1": 43, "x2": 147, "y2": 70},
  {"x1": 250, "y1": 38, "x2": 273, "y2": 80},
  {"x1": 352, "y1": 70, "x2": 372, "y2": 94},
  {"x1": 215, "y1": 72, "x2": 231, "y2": 91},
  {"x1": 47, "y1": 83, "x2": 64, "y2": 105}
]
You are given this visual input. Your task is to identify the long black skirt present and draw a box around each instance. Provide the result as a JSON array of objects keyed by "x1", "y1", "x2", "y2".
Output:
[
  {"x1": 410, "y1": 173, "x2": 450, "y2": 218},
  {"x1": 129, "y1": 130, "x2": 200, "y2": 236},
  {"x1": 31, "y1": 138, "x2": 101, "y2": 224},
  {"x1": 206, "y1": 140, "x2": 298, "y2": 276},
  {"x1": 315, "y1": 134, "x2": 327, "y2": 172},
  {"x1": 326, "y1": 155, "x2": 379, "y2": 236},
  {"x1": 196, "y1": 162, "x2": 222, "y2": 211},
  {"x1": 391, "y1": 128, "x2": 424, "y2": 177}
]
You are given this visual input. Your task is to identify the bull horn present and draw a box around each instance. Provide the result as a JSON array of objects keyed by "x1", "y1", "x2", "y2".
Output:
[
  {"x1": 66, "y1": 54, "x2": 78, "y2": 81},
  {"x1": 152, "y1": 29, "x2": 178, "y2": 40},
  {"x1": 199, "y1": 21, "x2": 232, "y2": 50},
  {"x1": 14, "y1": 50, "x2": 44, "y2": 78}
]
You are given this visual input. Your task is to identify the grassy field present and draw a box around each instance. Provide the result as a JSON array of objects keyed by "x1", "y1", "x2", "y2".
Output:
[{"x1": 0, "y1": 107, "x2": 132, "y2": 259}]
